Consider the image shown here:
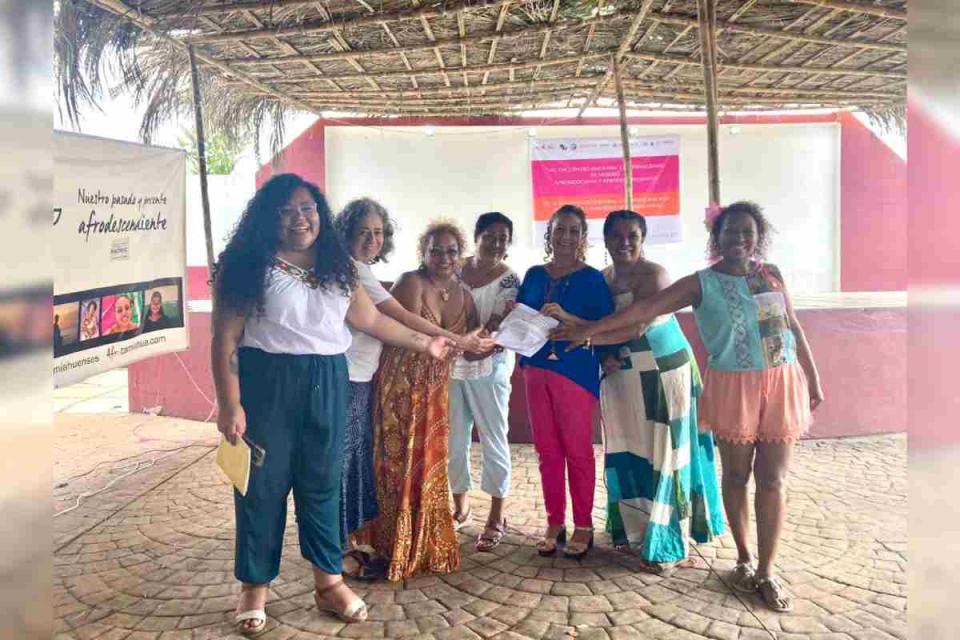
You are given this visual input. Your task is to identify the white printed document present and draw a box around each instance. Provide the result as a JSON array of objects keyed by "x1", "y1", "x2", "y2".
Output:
[{"x1": 493, "y1": 303, "x2": 559, "y2": 358}]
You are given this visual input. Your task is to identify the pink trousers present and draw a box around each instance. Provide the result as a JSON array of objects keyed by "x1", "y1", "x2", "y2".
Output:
[{"x1": 523, "y1": 366, "x2": 597, "y2": 528}]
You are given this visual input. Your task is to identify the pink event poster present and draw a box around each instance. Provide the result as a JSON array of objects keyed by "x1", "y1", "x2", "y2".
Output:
[{"x1": 530, "y1": 136, "x2": 682, "y2": 244}]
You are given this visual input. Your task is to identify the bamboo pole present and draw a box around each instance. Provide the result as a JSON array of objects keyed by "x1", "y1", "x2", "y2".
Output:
[
  {"x1": 188, "y1": 46, "x2": 216, "y2": 289},
  {"x1": 613, "y1": 58, "x2": 634, "y2": 210},
  {"x1": 697, "y1": 0, "x2": 721, "y2": 205}
]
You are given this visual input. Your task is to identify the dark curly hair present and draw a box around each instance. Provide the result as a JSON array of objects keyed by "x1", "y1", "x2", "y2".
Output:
[
  {"x1": 603, "y1": 209, "x2": 647, "y2": 241},
  {"x1": 708, "y1": 200, "x2": 773, "y2": 260},
  {"x1": 474, "y1": 211, "x2": 513, "y2": 242},
  {"x1": 212, "y1": 174, "x2": 356, "y2": 315},
  {"x1": 335, "y1": 198, "x2": 396, "y2": 264},
  {"x1": 544, "y1": 204, "x2": 588, "y2": 261},
  {"x1": 417, "y1": 219, "x2": 468, "y2": 267}
]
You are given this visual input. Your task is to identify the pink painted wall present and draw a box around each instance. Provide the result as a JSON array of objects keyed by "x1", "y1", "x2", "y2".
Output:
[
  {"x1": 255, "y1": 124, "x2": 326, "y2": 190},
  {"x1": 839, "y1": 113, "x2": 907, "y2": 291},
  {"x1": 129, "y1": 312, "x2": 216, "y2": 421}
]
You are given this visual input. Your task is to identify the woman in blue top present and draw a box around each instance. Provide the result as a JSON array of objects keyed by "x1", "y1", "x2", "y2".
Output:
[{"x1": 517, "y1": 204, "x2": 614, "y2": 560}]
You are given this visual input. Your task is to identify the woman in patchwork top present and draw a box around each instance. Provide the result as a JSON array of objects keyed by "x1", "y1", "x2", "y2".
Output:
[
  {"x1": 592, "y1": 209, "x2": 725, "y2": 572},
  {"x1": 552, "y1": 201, "x2": 823, "y2": 613}
]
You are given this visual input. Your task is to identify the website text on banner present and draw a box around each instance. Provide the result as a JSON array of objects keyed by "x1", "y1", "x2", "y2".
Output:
[
  {"x1": 53, "y1": 132, "x2": 189, "y2": 387},
  {"x1": 530, "y1": 136, "x2": 681, "y2": 245}
]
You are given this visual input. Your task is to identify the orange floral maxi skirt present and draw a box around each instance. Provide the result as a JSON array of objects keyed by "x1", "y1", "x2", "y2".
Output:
[{"x1": 364, "y1": 345, "x2": 460, "y2": 581}]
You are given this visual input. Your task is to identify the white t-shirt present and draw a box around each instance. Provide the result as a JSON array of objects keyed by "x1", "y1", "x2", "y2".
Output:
[
  {"x1": 241, "y1": 264, "x2": 353, "y2": 355},
  {"x1": 452, "y1": 268, "x2": 520, "y2": 380},
  {"x1": 345, "y1": 260, "x2": 393, "y2": 382}
]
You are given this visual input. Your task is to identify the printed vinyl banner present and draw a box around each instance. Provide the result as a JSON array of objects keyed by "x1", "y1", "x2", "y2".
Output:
[
  {"x1": 530, "y1": 136, "x2": 682, "y2": 245},
  {"x1": 54, "y1": 132, "x2": 188, "y2": 387}
]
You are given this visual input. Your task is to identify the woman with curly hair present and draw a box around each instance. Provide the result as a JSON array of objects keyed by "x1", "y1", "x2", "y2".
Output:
[
  {"x1": 362, "y1": 220, "x2": 481, "y2": 581},
  {"x1": 551, "y1": 201, "x2": 824, "y2": 613},
  {"x1": 334, "y1": 199, "x2": 491, "y2": 578},
  {"x1": 517, "y1": 204, "x2": 614, "y2": 560},
  {"x1": 211, "y1": 174, "x2": 453, "y2": 636}
]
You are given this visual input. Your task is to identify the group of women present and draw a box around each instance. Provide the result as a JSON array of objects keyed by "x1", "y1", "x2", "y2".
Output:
[{"x1": 211, "y1": 173, "x2": 824, "y2": 636}]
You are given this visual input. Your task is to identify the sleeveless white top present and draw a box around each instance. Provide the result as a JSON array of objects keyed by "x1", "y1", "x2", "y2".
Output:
[
  {"x1": 241, "y1": 263, "x2": 353, "y2": 356},
  {"x1": 452, "y1": 268, "x2": 520, "y2": 380}
]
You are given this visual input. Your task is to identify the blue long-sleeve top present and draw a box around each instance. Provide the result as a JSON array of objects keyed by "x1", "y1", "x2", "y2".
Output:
[{"x1": 516, "y1": 265, "x2": 615, "y2": 397}]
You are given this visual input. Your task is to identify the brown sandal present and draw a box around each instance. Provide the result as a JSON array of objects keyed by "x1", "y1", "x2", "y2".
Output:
[
  {"x1": 757, "y1": 576, "x2": 794, "y2": 613},
  {"x1": 476, "y1": 518, "x2": 506, "y2": 552}
]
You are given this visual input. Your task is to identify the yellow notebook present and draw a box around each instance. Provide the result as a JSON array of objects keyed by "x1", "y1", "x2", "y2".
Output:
[{"x1": 216, "y1": 435, "x2": 251, "y2": 496}]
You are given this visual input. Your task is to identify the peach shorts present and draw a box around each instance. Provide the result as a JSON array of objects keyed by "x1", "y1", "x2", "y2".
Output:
[{"x1": 699, "y1": 362, "x2": 812, "y2": 445}]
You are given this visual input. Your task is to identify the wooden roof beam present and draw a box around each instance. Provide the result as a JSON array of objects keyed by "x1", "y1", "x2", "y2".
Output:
[
  {"x1": 577, "y1": 0, "x2": 656, "y2": 116},
  {"x1": 82, "y1": 0, "x2": 321, "y2": 116},
  {"x1": 652, "y1": 11, "x2": 904, "y2": 52},
  {"x1": 216, "y1": 13, "x2": 615, "y2": 66},
  {"x1": 183, "y1": 0, "x2": 534, "y2": 44},
  {"x1": 785, "y1": 0, "x2": 906, "y2": 21},
  {"x1": 261, "y1": 51, "x2": 605, "y2": 84},
  {"x1": 623, "y1": 50, "x2": 906, "y2": 79}
]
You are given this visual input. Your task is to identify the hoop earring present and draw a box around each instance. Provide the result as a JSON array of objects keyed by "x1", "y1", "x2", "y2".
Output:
[{"x1": 576, "y1": 244, "x2": 586, "y2": 262}]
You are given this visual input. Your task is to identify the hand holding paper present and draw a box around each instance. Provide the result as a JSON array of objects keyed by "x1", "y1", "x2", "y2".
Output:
[{"x1": 492, "y1": 303, "x2": 559, "y2": 358}]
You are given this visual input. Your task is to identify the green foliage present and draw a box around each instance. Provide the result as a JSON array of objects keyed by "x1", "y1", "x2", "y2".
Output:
[{"x1": 178, "y1": 127, "x2": 247, "y2": 175}]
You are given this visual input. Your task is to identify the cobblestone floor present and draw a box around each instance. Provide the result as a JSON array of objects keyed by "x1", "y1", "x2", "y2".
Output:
[{"x1": 54, "y1": 415, "x2": 906, "y2": 640}]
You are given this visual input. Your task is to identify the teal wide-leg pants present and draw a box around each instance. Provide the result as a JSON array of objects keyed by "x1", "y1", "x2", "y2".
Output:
[{"x1": 234, "y1": 347, "x2": 350, "y2": 584}]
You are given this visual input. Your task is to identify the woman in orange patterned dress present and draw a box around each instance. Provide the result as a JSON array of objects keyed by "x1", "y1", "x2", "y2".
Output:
[{"x1": 366, "y1": 220, "x2": 483, "y2": 581}]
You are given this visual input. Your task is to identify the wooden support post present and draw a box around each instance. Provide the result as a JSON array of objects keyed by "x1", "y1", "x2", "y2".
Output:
[
  {"x1": 188, "y1": 46, "x2": 216, "y2": 289},
  {"x1": 697, "y1": 0, "x2": 721, "y2": 204},
  {"x1": 613, "y1": 57, "x2": 633, "y2": 210}
]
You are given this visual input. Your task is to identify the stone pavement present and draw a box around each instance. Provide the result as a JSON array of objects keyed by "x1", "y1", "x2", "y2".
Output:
[{"x1": 54, "y1": 414, "x2": 906, "y2": 640}]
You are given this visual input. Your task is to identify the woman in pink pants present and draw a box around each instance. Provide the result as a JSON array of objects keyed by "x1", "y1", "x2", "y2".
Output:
[{"x1": 516, "y1": 205, "x2": 614, "y2": 559}]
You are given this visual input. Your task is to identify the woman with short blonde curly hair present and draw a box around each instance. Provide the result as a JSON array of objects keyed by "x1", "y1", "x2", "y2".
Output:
[{"x1": 364, "y1": 219, "x2": 491, "y2": 581}]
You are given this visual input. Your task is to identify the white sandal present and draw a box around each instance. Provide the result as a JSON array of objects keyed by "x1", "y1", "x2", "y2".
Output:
[
  {"x1": 314, "y1": 580, "x2": 368, "y2": 623},
  {"x1": 234, "y1": 608, "x2": 267, "y2": 637}
]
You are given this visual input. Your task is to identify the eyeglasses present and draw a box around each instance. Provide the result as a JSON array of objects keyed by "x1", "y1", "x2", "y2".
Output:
[{"x1": 278, "y1": 202, "x2": 319, "y2": 218}]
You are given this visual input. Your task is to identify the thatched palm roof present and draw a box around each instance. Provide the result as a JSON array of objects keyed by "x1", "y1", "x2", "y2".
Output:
[{"x1": 56, "y1": 0, "x2": 906, "y2": 148}]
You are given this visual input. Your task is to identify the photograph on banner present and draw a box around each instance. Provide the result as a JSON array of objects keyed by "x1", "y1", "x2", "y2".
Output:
[
  {"x1": 53, "y1": 132, "x2": 188, "y2": 387},
  {"x1": 530, "y1": 136, "x2": 681, "y2": 246},
  {"x1": 53, "y1": 278, "x2": 185, "y2": 360}
]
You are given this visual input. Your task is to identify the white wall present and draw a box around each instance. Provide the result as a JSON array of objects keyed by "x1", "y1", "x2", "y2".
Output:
[
  {"x1": 185, "y1": 171, "x2": 256, "y2": 266},
  {"x1": 324, "y1": 122, "x2": 839, "y2": 293}
]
